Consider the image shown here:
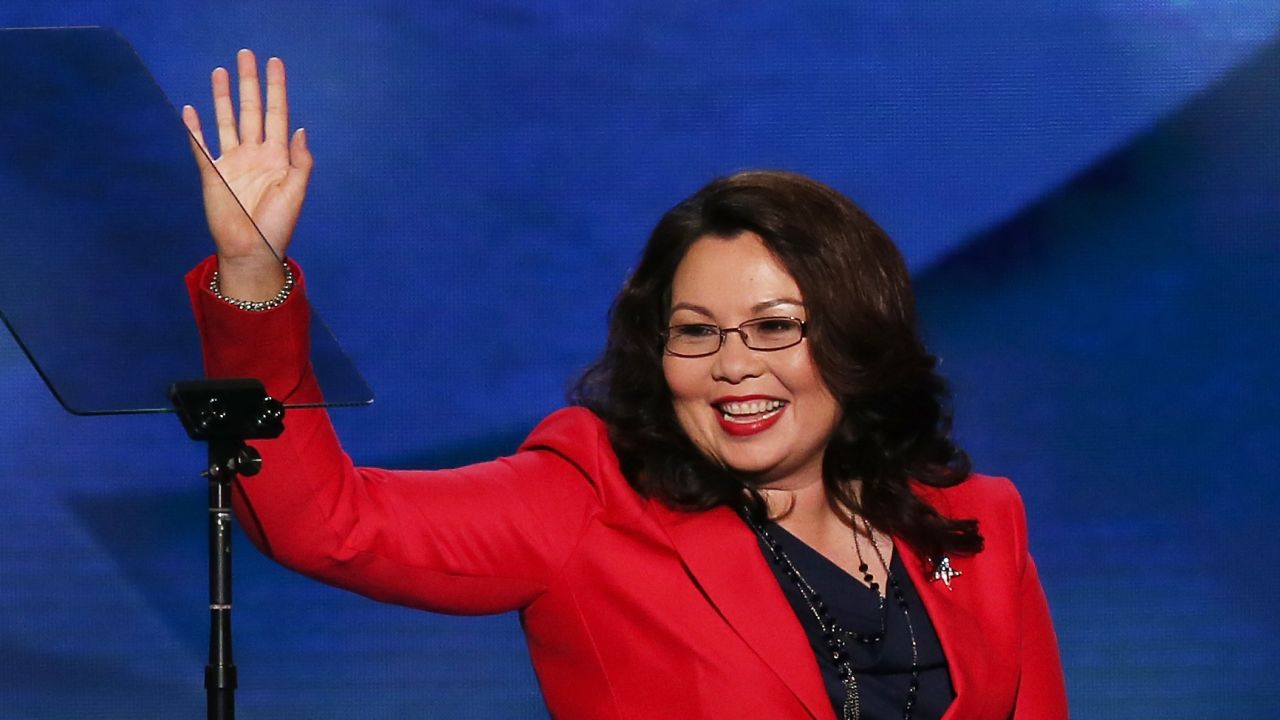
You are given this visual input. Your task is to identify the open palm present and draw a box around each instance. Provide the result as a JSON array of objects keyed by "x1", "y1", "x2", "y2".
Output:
[{"x1": 183, "y1": 49, "x2": 312, "y2": 299}]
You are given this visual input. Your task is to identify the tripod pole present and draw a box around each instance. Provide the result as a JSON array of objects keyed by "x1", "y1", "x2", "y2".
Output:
[{"x1": 206, "y1": 439, "x2": 239, "y2": 720}]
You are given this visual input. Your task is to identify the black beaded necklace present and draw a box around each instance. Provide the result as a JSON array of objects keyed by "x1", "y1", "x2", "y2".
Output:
[{"x1": 743, "y1": 512, "x2": 921, "y2": 720}]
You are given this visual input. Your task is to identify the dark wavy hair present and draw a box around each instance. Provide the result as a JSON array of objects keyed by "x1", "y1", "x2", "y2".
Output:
[{"x1": 572, "y1": 170, "x2": 982, "y2": 561}]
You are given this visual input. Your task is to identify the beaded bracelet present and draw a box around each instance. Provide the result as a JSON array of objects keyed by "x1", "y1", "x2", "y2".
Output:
[{"x1": 209, "y1": 262, "x2": 295, "y2": 312}]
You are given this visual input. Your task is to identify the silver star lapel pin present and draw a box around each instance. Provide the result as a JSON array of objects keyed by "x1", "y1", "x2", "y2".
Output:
[{"x1": 931, "y1": 555, "x2": 962, "y2": 590}]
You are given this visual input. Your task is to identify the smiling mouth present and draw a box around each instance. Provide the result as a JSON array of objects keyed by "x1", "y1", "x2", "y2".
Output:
[
  {"x1": 713, "y1": 399, "x2": 788, "y2": 437},
  {"x1": 715, "y1": 399, "x2": 788, "y2": 423}
]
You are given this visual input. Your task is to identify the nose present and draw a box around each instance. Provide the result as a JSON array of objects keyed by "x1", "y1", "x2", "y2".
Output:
[{"x1": 711, "y1": 329, "x2": 764, "y2": 383}]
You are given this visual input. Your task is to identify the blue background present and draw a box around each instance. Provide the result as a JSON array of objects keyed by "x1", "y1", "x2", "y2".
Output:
[{"x1": 1, "y1": 2, "x2": 1278, "y2": 717}]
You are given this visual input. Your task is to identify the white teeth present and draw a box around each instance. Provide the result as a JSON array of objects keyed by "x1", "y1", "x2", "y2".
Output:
[{"x1": 718, "y1": 399, "x2": 786, "y2": 417}]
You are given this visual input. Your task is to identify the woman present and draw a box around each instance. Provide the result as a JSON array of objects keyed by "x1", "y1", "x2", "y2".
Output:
[{"x1": 183, "y1": 50, "x2": 1067, "y2": 719}]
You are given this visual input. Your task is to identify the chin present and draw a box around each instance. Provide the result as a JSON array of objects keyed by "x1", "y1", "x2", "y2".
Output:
[{"x1": 719, "y1": 451, "x2": 788, "y2": 480}]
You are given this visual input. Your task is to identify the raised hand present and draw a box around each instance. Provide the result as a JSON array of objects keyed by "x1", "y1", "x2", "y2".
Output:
[{"x1": 183, "y1": 49, "x2": 313, "y2": 301}]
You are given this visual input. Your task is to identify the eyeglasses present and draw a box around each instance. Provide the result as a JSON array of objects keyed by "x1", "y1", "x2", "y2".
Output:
[{"x1": 663, "y1": 317, "x2": 807, "y2": 358}]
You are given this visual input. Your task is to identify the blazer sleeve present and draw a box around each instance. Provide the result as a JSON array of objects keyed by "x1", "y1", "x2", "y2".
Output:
[
  {"x1": 1007, "y1": 485, "x2": 1070, "y2": 718},
  {"x1": 185, "y1": 257, "x2": 603, "y2": 615}
]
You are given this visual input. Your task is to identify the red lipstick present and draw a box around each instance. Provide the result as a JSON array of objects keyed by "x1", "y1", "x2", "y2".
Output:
[{"x1": 713, "y1": 395, "x2": 787, "y2": 437}]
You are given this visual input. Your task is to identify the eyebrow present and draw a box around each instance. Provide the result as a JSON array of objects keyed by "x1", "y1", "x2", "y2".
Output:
[{"x1": 669, "y1": 298, "x2": 805, "y2": 318}]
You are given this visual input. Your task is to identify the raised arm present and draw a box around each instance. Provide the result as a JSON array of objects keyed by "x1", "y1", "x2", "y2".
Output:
[{"x1": 183, "y1": 53, "x2": 603, "y2": 615}]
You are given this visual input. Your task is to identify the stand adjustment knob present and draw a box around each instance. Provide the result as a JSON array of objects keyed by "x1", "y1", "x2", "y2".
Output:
[{"x1": 225, "y1": 446, "x2": 263, "y2": 477}]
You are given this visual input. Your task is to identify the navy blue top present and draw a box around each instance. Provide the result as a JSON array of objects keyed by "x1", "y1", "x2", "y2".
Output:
[{"x1": 757, "y1": 522, "x2": 953, "y2": 719}]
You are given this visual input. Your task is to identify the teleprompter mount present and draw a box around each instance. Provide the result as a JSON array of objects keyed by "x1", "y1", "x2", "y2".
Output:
[{"x1": 170, "y1": 378, "x2": 285, "y2": 720}]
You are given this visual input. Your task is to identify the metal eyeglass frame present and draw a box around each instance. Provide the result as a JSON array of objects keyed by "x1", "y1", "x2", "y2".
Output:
[{"x1": 663, "y1": 316, "x2": 808, "y2": 358}]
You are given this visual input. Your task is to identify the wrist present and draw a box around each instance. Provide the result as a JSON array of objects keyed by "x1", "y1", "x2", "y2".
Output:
[
  {"x1": 210, "y1": 260, "x2": 295, "y2": 312},
  {"x1": 215, "y1": 254, "x2": 288, "y2": 300}
]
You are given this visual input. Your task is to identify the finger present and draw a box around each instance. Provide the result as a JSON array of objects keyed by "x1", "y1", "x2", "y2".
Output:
[
  {"x1": 236, "y1": 49, "x2": 263, "y2": 144},
  {"x1": 182, "y1": 105, "x2": 218, "y2": 181},
  {"x1": 181, "y1": 104, "x2": 209, "y2": 155},
  {"x1": 286, "y1": 127, "x2": 314, "y2": 192},
  {"x1": 211, "y1": 66, "x2": 238, "y2": 154},
  {"x1": 264, "y1": 56, "x2": 289, "y2": 146},
  {"x1": 280, "y1": 127, "x2": 314, "y2": 212}
]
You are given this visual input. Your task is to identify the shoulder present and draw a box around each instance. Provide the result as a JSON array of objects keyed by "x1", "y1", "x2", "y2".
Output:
[
  {"x1": 519, "y1": 407, "x2": 612, "y2": 460},
  {"x1": 913, "y1": 473, "x2": 1031, "y2": 556},
  {"x1": 522, "y1": 405, "x2": 610, "y2": 442},
  {"x1": 913, "y1": 473, "x2": 1022, "y2": 512},
  {"x1": 517, "y1": 407, "x2": 630, "y2": 494}
]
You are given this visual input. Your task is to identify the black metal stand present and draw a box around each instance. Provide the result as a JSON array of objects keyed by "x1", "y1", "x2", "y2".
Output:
[{"x1": 170, "y1": 379, "x2": 285, "y2": 720}]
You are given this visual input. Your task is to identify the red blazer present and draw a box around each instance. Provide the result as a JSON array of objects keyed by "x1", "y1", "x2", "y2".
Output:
[{"x1": 188, "y1": 258, "x2": 1068, "y2": 719}]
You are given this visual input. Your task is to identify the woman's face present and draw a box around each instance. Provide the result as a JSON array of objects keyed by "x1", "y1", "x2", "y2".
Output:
[{"x1": 662, "y1": 231, "x2": 842, "y2": 490}]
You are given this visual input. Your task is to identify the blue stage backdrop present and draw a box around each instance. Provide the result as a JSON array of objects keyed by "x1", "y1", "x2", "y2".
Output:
[{"x1": 1, "y1": 3, "x2": 1277, "y2": 718}]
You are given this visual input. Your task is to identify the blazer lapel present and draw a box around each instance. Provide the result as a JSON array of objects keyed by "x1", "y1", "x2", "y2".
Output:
[
  {"x1": 896, "y1": 539, "x2": 992, "y2": 720},
  {"x1": 648, "y1": 501, "x2": 835, "y2": 720}
]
